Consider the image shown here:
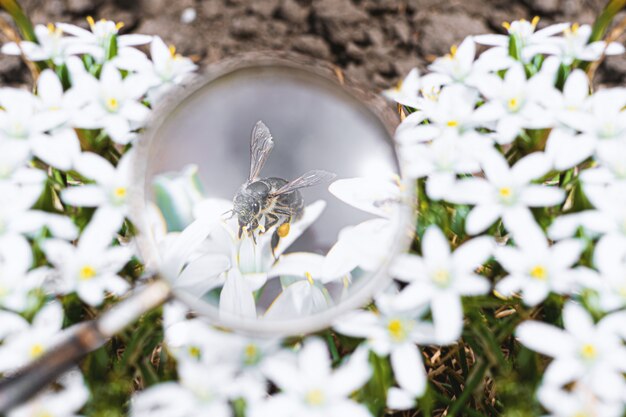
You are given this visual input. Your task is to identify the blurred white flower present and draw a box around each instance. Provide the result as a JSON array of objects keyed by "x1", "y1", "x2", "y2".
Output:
[
  {"x1": 41, "y1": 210, "x2": 131, "y2": 306},
  {"x1": 0, "y1": 302, "x2": 64, "y2": 373},
  {"x1": 581, "y1": 139, "x2": 626, "y2": 185},
  {"x1": 252, "y1": 338, "x2": 372, "y2": 417},
  {"x1": 495, "y1": 221, "x2": 584, "y2": 306},
  {"x1": 334, "y1": 294, "x2": 437, "y2": 405},
  {"x1": 131, "y1": 361, "x2": 234, "y2": 417},
  {"x1": 391, "y1": 226, "x2": 493, "y2": 343},
  {"x1": 7, "y1": 370, "x2": 89, "y2": 417},
  {"x1": 61, "y1": 150, "x2": 134, "y2": 229},
  {"x1": 475, "y1": 18, "x2": 569, "y2": 62},
  {"x1": 115, "y1": 36, "x2": 197, "y2": 103},
  {"x1": 69, "y1": 62, "x2": 150, "y2": 144},
  {"x1": 547, "y1": 23, "x2": 625, "y2": 65},
  {"x1": 0, "y1": 235, "x2": 38, "y2": 312},
  {"x1": 447, "y1": 151, "x2": 564, "y2": 235},
  {"x1": 57, "y1": 18, "x2": 151, "y2": 62},
  {"x1": 1, "y1": 24, "x2": 95, "y2": 65},
  {"x1": 517, "y1": 302, "x2": 626, "y2": 402},
  {"x1": 538, "y1": 383, "x2": 624, "y2": 417},
  {"x1": 473, "y1": 63, "x2": 554, "y2": 144}
]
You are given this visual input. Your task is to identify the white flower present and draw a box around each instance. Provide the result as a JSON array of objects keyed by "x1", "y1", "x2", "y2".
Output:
[
  {"x1": 473, "y1": 63, "x2": 554, "y2": 144},
  {"x1": 0, "y1": 310, "x2": 29, "y2": 341},
  {"x1": 57, "y1": 18, "x2": 151, "y2": 62},
  {"x1": 115, "y1": 36, "x2": 197, "y2": 103},
  {"x1": 62, "y1": 150, "x2": 135, "y2": 229},
  {"x1": 1, "y1": 24, "x2": 95, "y2": 65},
  {"x1": 582, "y1": 139, "x2": 626, "y2": 185},
  {"x1": 131, "y1": 361, "x2": 234, "y2": 417},
  {"x1": 0, "y1": 302, "x2": 64, "y2": 373},
  {"x1": 334, "y1": 294, "x2": 437, "y2": 405},
  {"x1": 495, "y1": 221, "x2": 584, "y2": 306},
  {"x1": 8, "y1": 370, "x2": 89, "y2": 417},
  {"x1": 447, "y1": 151, "x2": 564, "y2": 235},
  {"x1": 41, "y1": 210, "x2": 132, "y2": 306},
  {"x1": 537, "y1": 383, "x2": 624, "y2": 417},
  {"x1": 517, "y1": 302, "x2": 626, "y2": 402},
  {"x1": 475, "y1": 18, "x2": 569, "y2": 62},
  {"x1": 382, "y1": 69, "x2": 447, "y2": 109},
  {"x1": 428, "y1": 36, "x2": 511, "y2": 86},
  {"x1": 547, "y1": 23, "x2": 625, "y2": 65},
  {"x1": 391, "y1": 226, "x2": 493, "y2": 343},
  {"x1": 69, "y1": 62, "x2": 150, "y2": 144},
  {"x1": 252, "y1": 338, "x2": 372, "y2": 417},
  {"x1": 0, "y1": 235, "x2": 38, "y2": 312},
  {"x1": 548, "y1": 182, "x2": 626, "y2": 243}
]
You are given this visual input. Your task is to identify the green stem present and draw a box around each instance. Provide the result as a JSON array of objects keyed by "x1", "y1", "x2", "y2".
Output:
[
  {"x1": 447, "y1": 360, "x2": 489, "y2": 417},
  {"x1": 590, "y1": 0, "x2": 626, "y2": 43},
  {"x1": 0, "y1": 0, "x2": 36, "y2": 42}
]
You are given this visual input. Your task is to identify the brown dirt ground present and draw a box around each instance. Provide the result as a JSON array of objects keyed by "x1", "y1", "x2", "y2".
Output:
[{"x1": 1, "y1": 0, "x2": 625, "y2": 93}]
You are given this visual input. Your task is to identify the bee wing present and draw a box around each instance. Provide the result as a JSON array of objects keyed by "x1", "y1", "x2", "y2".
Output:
[
  {"x1": 271, "y1": 170, "x2": 336, "y2": 196},
  {"x1": 249, "y1": 120, "x2": 275, "y2": 181}
]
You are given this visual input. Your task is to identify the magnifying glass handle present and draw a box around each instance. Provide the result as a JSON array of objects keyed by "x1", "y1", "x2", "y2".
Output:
[{"x1": 0, "y1": 280, "x2": 171, "y2": 414}]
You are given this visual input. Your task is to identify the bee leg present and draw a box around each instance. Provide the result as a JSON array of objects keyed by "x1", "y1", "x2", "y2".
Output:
[
  {"x1": 238, "y1": 225, "x2": 244, "y2": 239},
  {"x1": 271, "y1": 230, "x2": 280, "y2": 259},
  {"x1": 264, "y1": 213, "x2": 279, "y2": 231}
]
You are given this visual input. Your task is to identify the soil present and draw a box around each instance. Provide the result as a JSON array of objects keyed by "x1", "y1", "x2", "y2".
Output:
[{"x1": 1, "y1": 0, "x2": 625, "y2": 92}]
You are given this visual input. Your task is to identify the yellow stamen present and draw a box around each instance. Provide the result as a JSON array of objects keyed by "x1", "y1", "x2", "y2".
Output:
[
  {"x1": 502, "y1": 21, "x2": 511, "y2": 30},
  {"x1": 188, "y1": 346, "x2": 201, "y2": 358},
  {"x1": 529, "y1": 265, "x2": 547, "y2": 281},
  {"x1": 277, "y1": 223, "x2": 290, "y2": 238},
  {"x1": 115, "y1": 21, "x2": 125, "y2": 30},
  {"x1": 169, "y1": 45, "x2": 177, "y2": 57},
  {"x1": 305, "y1": 389, "x2": 325, "y2": 406},
  {"x1": 244, "y1": 343, "x2": 258, "y2": 364},
  {"x1": 29, "y1": 343, "x2": 45, "y2": 358},
  {"x1": 507, "y1": 97, "x2": 519, "y2": 111},
  {"x1": 432, "y1": 268, "x2": 450, "y2": 286},
  {"x1": 387, "y1": 319, "x2": 407, "y2": 342},
  {"x1": 114, "y1": 186, "x2": 127, "y2": 199},
  {"x1": 305, "y1": 271, "x2": 314, "y2": 285},
  {"x1": 47, "y1": 23, "x2": 55, "y2": 32},
  {"x1": 106, "y1": 97, "x2": 119, "y2": 112},
  {"x1": 531, "y1": 16, "x2": 540, "y2": 28},
  {"x1": 449, "y1": 44, "x2": 458, "y2": 57},
  {"x1": 34, "y1": 411, "x2": 54, "y2": 417},
  {"x1": 86, "y1": 16, "x2": 95, "y2": 28},
  {"x1": 446, "y1": 120, "x2": 459, "y2": 127},
  {"x1": 580, "y1": 343, "x2": 597, "y2": 360},
  {"x1": 79, "y1": 265, "x2": 97, "y2": 281},
  {"x1": 499, "y1": 187, "x2": 512, "y2": 198}
]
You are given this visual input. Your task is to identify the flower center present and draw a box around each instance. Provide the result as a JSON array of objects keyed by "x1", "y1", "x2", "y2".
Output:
[
  {"x1": 498, "y1": 186, "x2": 516, "y2": 204},
  {"x1": 529, "y1": 265, "x2": 547, "y2": 281},
  {"x1": 580, "y1": 343, "x2": 597, "y2": 360},
  {"x1": 29, "y1": 343, "x2": 45, "y2": 359},
  {"x1": 243, "y1": 343, "x2": 260, "y2": 366},
  {"x1": 105, "y1": 97, "x2": 120, "y2": 112},
  {"x1": 305, "y1": 389, "x2": 326, "y2": 406},
  {"x1": 188, "y1": 345, "x2": 201, "y2": 359},
  {"x1": 446, "y1": 120, "x2": 459, "y2": 127},
  {"x1": 432, "y1": 268, "x2": 450, "y2": 287},
  {"x1": 387, "y1": 318, "x2": 409, "y2": 342},
  {"x1": 114, "y1": 186, "x2": 127, "y2": 199},
  {"x1": 507, "y1": 97, "x2": 521, "y2": 112},
  {"x1": 79, "y1": 265, "x2": 97, "y2": 281}
]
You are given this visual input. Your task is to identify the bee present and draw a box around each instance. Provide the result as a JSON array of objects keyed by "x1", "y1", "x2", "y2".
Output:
[{"x1": 232, "y1": 121, "x2": 335, "y2": 252}]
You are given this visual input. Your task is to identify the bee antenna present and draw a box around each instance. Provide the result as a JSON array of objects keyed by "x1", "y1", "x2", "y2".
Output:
[{"x1": 222, "y1": 209, "x2": 235, "y2": 220}]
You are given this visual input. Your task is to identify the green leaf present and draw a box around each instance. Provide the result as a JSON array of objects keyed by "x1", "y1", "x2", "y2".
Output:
[{"x1": 0, "y1": 0, "x2": 36, "y2": 42}]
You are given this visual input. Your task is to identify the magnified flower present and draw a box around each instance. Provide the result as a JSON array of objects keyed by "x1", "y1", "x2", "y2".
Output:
[
  {"x1": 516, "y1": 302, "x2": 626, "y2": 402},
  {"x1": 0, "y1": 302, "x2": 64, "y2": 373},
  {"x1": 253, "y1": 338, "x2": 372, "y2": 417},
  {"x1": 447, "y1": 151, "x2": 564, "y2": 235},
  {"x1": 41, "y1": 210, "x2": 132, "y2": 306},
  {"x1": 391, "y1": 226, "x2": 493, "y2": 344},
  {"x1": 495, "y1": 221, "x2": 584, "y2": 306},
  {"x1": 7, "y1": 370, "x2": 89, "y2": 417},
  {"x1": 69, "y1": 62, "x2": 150, "y2": 144},
  {"x1": 114, "y1": 36, "x2": 197, "y2": 103},
  {"x1": 61, "y1": 150, "x2": 135, "y2": 230},
  {"x1": 474, "y1": 18, "x2": 569, "y2": 62},
  {"x1": 57, "y1": 17, "x2": 151, "y2": 62},
  {"x1": 334, "y1": 294, "x2": 437, "y2": 407}
]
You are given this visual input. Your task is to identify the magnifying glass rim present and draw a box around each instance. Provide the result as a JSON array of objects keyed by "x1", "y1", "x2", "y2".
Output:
[{"x1": 131, "y1": 54, "x2": 415, "y2": 337}]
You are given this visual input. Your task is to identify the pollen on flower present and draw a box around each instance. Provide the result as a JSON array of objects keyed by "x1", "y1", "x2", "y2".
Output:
[
  {"x1": 305, "y1": 272, "x2": 314, "y2": 285},
  {"x1": 529, "y1": 265, "x2": 547, "y2": 281},
  {"x1": 79, "y1": 265, "x2": 97, "y2": 281},
  {"x1": 387, "y1": 318, "x2": 407, "y2": 342},
  {"x1": 29, "y1": 343, "x2": 45, "y2": 358},
  {"x1": 278, "y1": 223, "x2": 290, "y2": 238},
  {"x1": 446, "y1": 120, "x2": 459, "y2": 127},
  {"x1": 86, "y1": 16, "x2": 96, "y2": 28},
  {"x1": 243, "y1": 343, "x2": 259, "y2": 365},
  {"x1": 507, "y1": 97, "x2": 520, "y2": 112},
  {"x1": 115, "y1": 21, "x2": 125, "y2": 30},
  {"x1": 432, "y1": 268, "x2": 450, "y2": 287},
  {"x1": 114, "y1": 186, "x2": 127, "y2": 199},
  {"x1": 188, "y1": 345, "x2": 201, "y2": 359},
  {"x1": 105, "y1": 97, "x2": 120, "y2": 112},
  {"x1": 531, "y1": 16, "x2": 540, "y2": 28},
  {"x1": 446, "y1": 44, "x2": 458, "y2": 59},
  {"x1": 580, "y1": 343, "x2": 597, "y2": 360},
  {"x1": 502, "y1": 21, "x2": 511, "y2": 31},
  {"x1": 305, "y1": 389, "x2": 326, "y2": 406},
  {"x1": 498, "y1": 186, "x2": 513, "y2": 200}
]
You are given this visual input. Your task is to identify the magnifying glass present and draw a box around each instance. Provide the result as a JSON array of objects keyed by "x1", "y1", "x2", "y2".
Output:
[{"x1": 0, "y1": 53, "x2": 414, "y2": 412}]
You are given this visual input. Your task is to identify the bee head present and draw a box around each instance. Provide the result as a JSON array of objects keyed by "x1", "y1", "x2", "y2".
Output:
[{"x1": 233, "y1": 191, "x2": 261, "y2": 236}]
